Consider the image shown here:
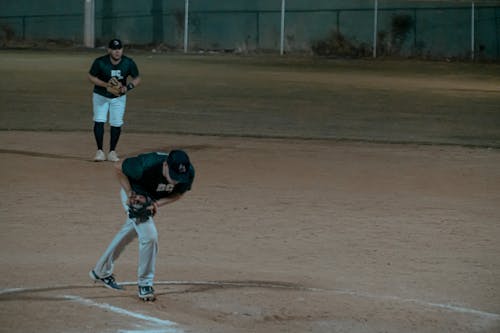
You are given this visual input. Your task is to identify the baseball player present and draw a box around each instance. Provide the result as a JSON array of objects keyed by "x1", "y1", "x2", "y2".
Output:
[
  {"x1": 88, "y1": 38, "x2": 141, "y2": 162},
  {"x1": 89, "y1": 149, "x2": 195, "y2": 301}
]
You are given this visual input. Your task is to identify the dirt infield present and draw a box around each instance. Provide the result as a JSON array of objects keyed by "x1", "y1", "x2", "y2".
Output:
[
  {"x1": 0, "y1": 50, "x2": 499, "y2": 332},
  {"x1": 1, "y1": 131, "x2": 499, "y2": 333}
]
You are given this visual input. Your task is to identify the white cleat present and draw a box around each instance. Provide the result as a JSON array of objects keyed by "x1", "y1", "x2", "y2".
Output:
[
  {"x1": 107, "y1": 150, "x2": 120, "y2": 162},
  {"x1": 94, "y1": 150, "x2": 106, "y2": 162}
]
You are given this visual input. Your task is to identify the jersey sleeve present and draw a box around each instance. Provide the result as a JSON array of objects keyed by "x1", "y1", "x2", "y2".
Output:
[
  {"x1": 88, "y1": 58, "x2": 101, "y2": 77},
  {"x1": 129, "y1": 59, "x2": 139, "y2": 78},
  {"x1": 122, "y1": 156, "x2": 144, "y2": 180},
  {"x1": 122, "y1": 152, "x2": 163, "y2": 181}
]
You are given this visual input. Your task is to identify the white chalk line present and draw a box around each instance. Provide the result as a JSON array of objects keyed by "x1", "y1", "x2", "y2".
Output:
[
  {"x1": 140, "y1": 280, "x2": 500, "y2": 322},
  {"x1": 147, "y1": 280, "x2": 500, "y2": 321},
  {"x1": 0, "y1": 287, "x2": 182, "y2": 333},
  {"x1": 118, "y1": 330, "x2": 177, "y2": 333},
  {"x1": 1, "y1": 280, "x2": 499, "y2": 322},
  {"x1": 305, "y1": 287, "x2": 500, "y2": 320},
  {"x1": 60, "y1": 295, "x2": 182, "y2": 332},
  {"x1": 0, "y1": 288, "x2": 24, "y2": 294}
]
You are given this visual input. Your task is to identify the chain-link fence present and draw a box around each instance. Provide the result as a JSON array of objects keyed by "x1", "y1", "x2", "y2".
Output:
[{"x1": 1, "y1": 1, "x2": 499, "y2": 60}]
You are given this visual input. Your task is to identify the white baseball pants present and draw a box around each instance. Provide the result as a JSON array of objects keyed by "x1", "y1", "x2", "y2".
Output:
[{"x1": 92, "y1": 92, "x2": 127, "y2": 127}]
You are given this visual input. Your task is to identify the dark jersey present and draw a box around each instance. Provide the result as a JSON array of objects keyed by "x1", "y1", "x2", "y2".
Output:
[
  {"x1": 89, "y1": 55, "x2": 139, "y2": 98},
  {"x1": 122, "y1": 152, "x2": 194, "y2": 201}
]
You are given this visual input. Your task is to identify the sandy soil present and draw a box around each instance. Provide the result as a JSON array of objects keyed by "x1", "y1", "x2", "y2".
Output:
[{"x1": 0, "y1": 130, "x2": 499, "y2": 333}]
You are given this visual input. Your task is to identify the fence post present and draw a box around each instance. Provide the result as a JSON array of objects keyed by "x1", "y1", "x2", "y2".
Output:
[
  {"x1": 471, "y1": 1, "x2": 475, "y2": 60},
  {"x1": 184, "y1": 0, "x2": 189, "y2": 53},
  {"x1": 280, "y1": 0, "x2": 286, "y2": 55},
  {"x1": 373, "y1": 0, "x2": 378, "y2": 58},
  {"x1": 84, "y1": 0, "x2": 95, "y2": 48}
]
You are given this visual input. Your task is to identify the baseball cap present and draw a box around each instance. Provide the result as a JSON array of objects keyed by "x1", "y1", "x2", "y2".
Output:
[
  {"x1": 167, "y1": 150, "x2": 192, "y2": 184},
  {"x1": 108, "y1": 38, "x2": 123, "y2": 50}
]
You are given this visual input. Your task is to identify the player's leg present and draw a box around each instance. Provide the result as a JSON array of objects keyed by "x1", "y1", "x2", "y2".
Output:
[
  {"x1": 134, "y1": 218, "x2": 158, "y2": 301},
  {"x1": 108, "y1": 95, "x2": 127, "y2": 162},
  {"x1": 134, "y1": 219, "x2": 158, "y2": 286},
  {"x1": 126, "y1": 183, "x2": 158, "y2": 300},
  {"x1": 120, "y1": 188, "x2": 158, "y2": 300},
  {"x1": 92, "y1": 93, "x2": 111, "y2": 161},
  {"x1": 91, "y1": 220, "x2": 136, "y2": 290},
  {"x1": 109, "y1": 126, "x2": 121, "y2": 154},
  {"x1": 90, "y1": 188, "x2": 137, "y2": 290},
  {"x1": 93, "y1": 122, "x2": 104, "y2": 150}
]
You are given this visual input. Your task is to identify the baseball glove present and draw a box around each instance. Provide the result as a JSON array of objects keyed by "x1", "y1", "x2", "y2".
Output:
[
  {"x1": 128, "y1": 193, "x2": 156, "y2": 223},
  {"x1": 106, "y1": 77, "x2": 122, "y2": 96}
]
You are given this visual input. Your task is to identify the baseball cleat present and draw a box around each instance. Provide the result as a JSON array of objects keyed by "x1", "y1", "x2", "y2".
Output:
[
  {"x1": 138, "y1": 285, "x2": 155, "y2": 301},
  {"x1": 107, "y1": 150, "x2": 120, "y2": 162},
  {"x1": 94, "y1": 150, "x2": 106, "y2": 162},
  {"x1": 89, "y1": 270, "x2": 124, "y2": 290}
]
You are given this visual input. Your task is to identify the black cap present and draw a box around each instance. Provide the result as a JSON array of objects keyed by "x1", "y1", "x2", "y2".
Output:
[
  {"x1": 167, "y1": 150, "x2": 192, "y2": 184},
  {"x1": 108, "y1": 38, "x2": 123, "y2": 50}
]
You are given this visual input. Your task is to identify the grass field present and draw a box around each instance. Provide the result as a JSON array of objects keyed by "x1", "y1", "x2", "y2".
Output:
[{"x1": 0, "y1": 49, "x2": 499, "y2": 147}]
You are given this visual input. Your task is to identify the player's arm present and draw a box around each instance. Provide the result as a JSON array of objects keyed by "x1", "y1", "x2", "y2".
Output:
[
  {"x1": 154, "y1": 178, "x2": 192, "y2": 208},
  {"x1": 88, "y1": 73, "x2": 109, "y2": 88},
  {"x1": 130, "y1": 76, "x2": 141, "y2": 87},
  {"x1": 123, "y1": 60, "x2": 141, "y2": 93},
  {"x1": 155, "y1": 194, "x2": 183, "y2": 208},
  {"x1": 123, "y1": 76, "x2": 141, "y2": 94},
  {"x1": 114, "y1": 160, "x2": 134, "y2": 197}
]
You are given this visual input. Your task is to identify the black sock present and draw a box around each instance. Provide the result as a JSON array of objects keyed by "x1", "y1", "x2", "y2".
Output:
[
  {"x1": 110, "y1": 126, "x2": 122, "y2": 151},
  {"x1": 93, "y1": 122, "x2": 105, "y2": 150}
]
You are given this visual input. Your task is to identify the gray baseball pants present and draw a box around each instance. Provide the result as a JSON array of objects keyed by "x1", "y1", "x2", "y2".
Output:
[{"x1": 93, "y1": 188, "x2": 158, "y2": 287}]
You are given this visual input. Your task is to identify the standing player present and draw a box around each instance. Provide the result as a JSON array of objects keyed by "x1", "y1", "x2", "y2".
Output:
[
  {"x1": 88, "y1": 38, "x2": 141, "y2": 162},
  {"x1": 89, "y1": 149, "x2": 195, "y2": 301}
]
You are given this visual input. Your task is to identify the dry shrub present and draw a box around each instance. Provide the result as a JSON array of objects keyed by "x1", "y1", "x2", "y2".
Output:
[{"x1": 311, "y1": 30, "x2": 371, "y2": 58}]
